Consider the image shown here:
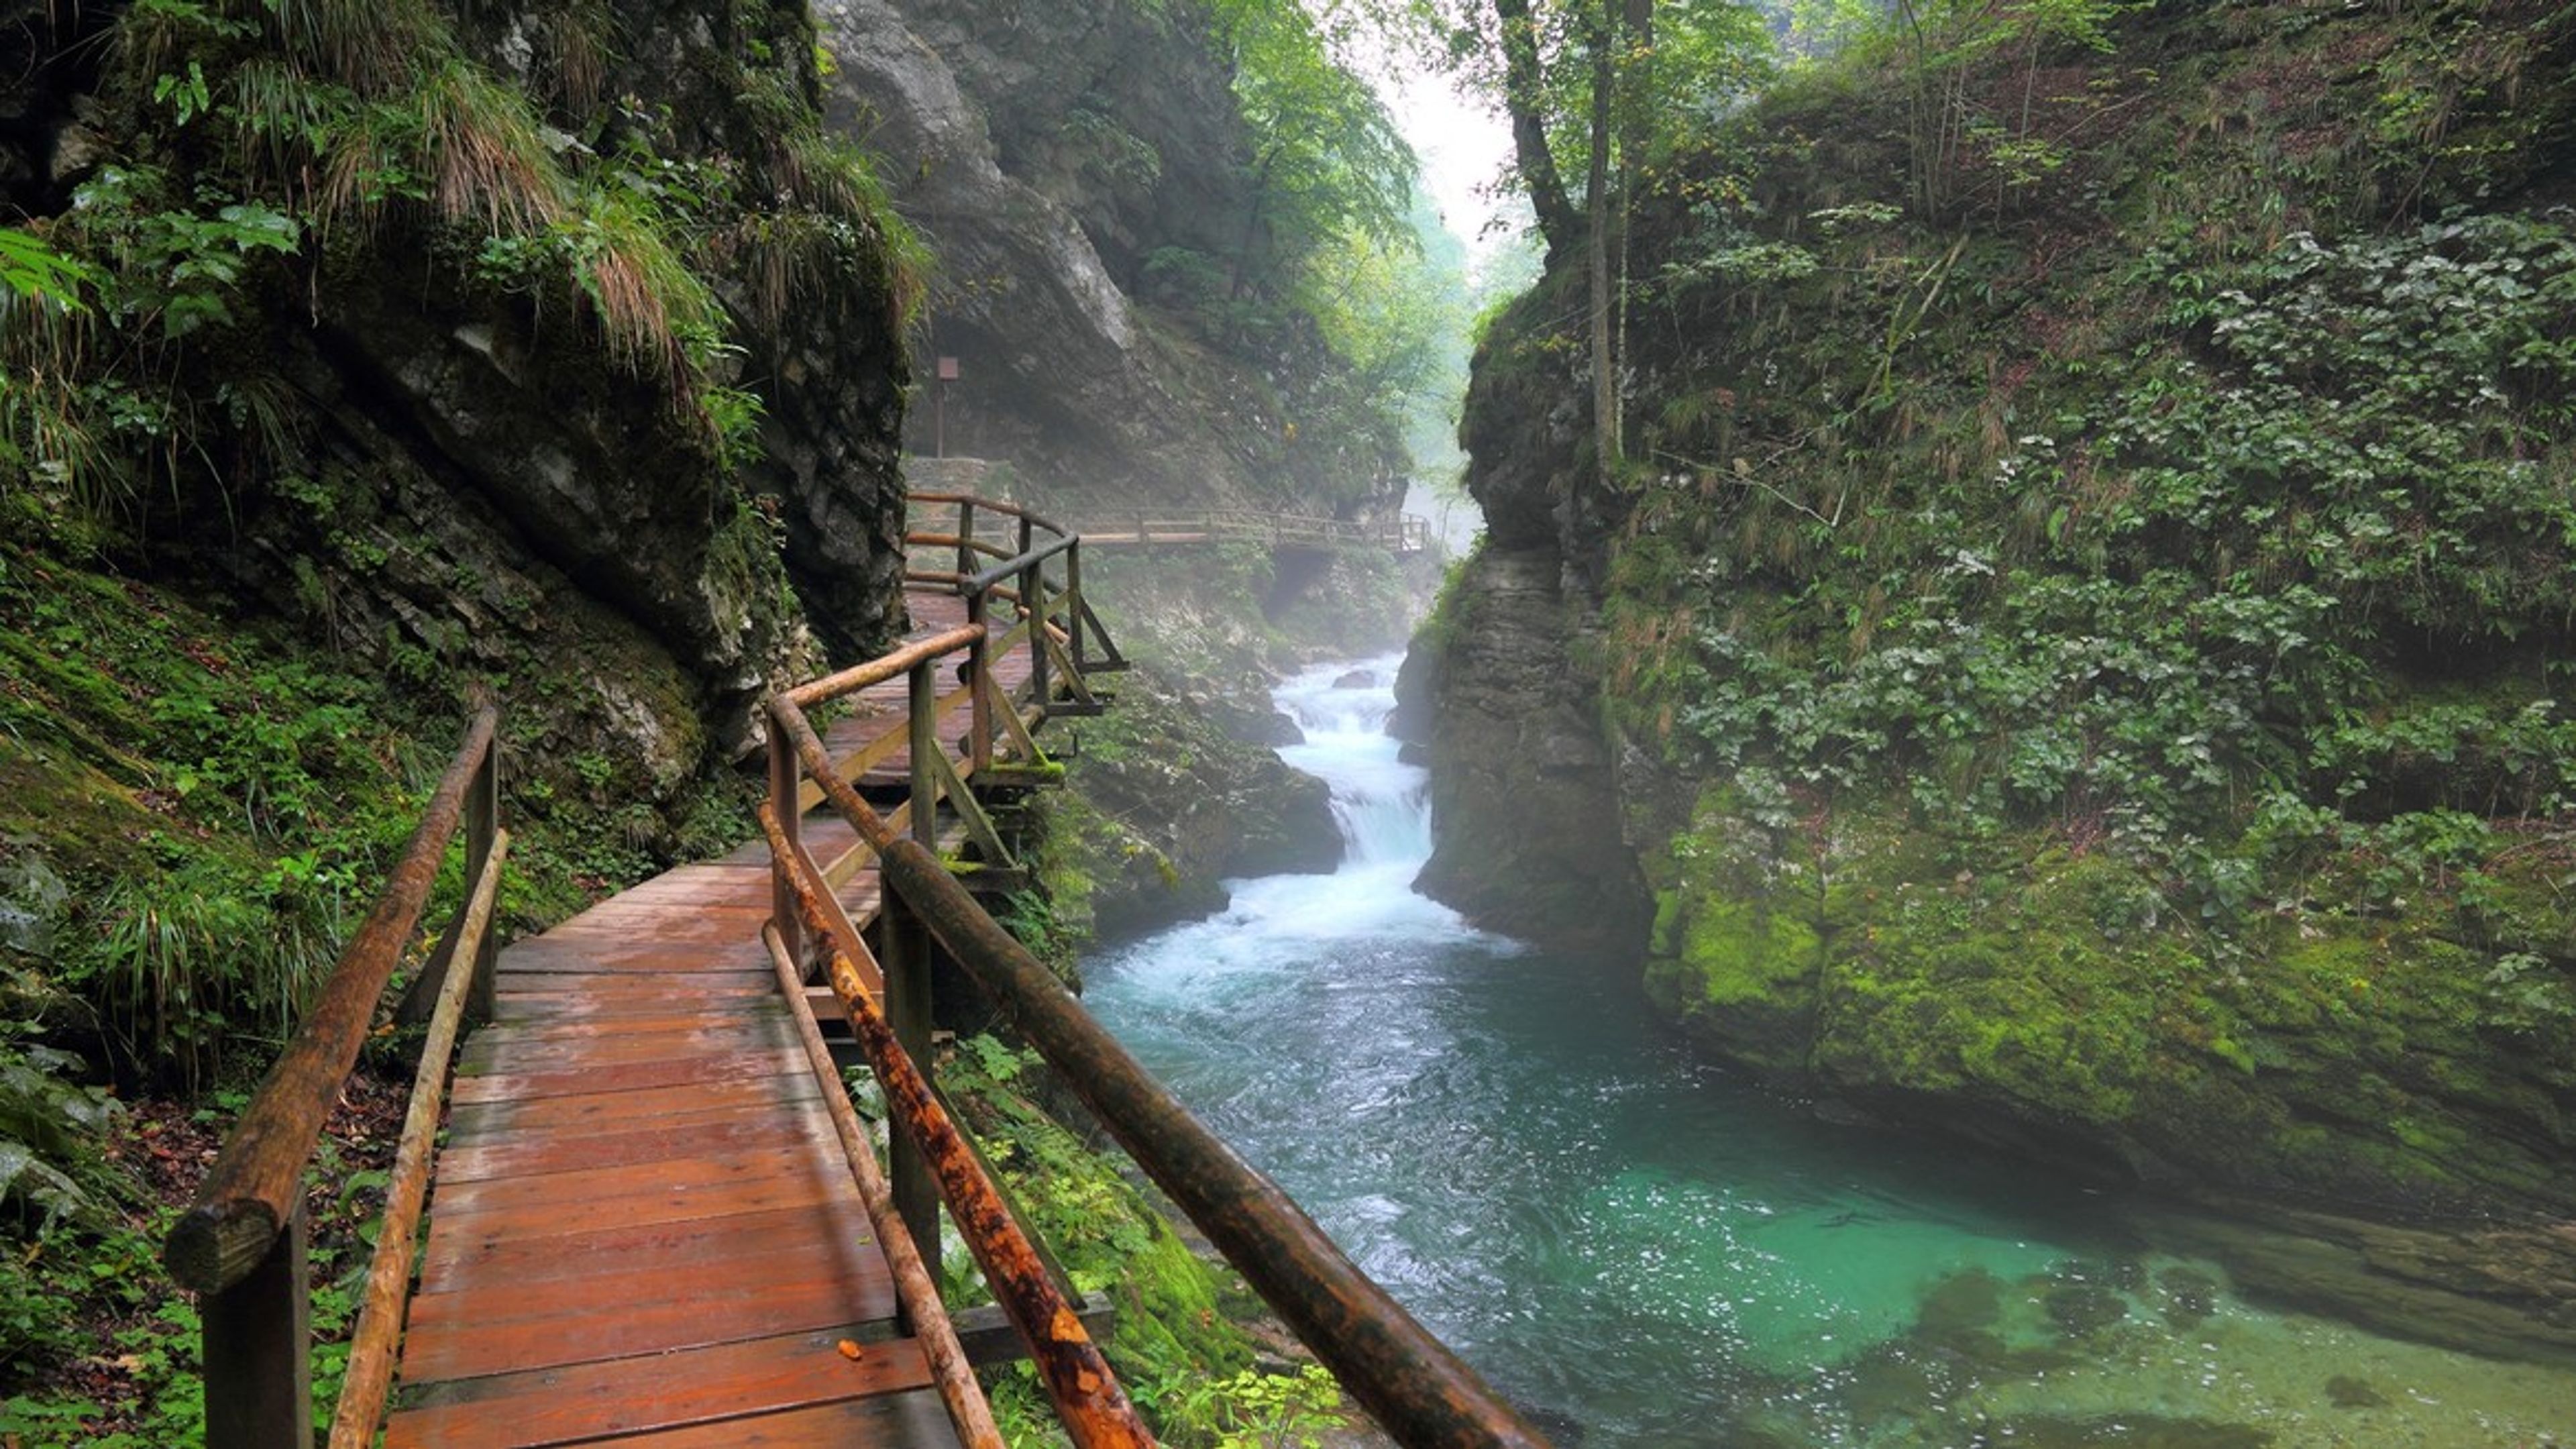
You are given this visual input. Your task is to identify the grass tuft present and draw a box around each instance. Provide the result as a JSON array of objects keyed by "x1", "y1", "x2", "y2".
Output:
[{"x1": 415, "y1": 57, "x2": 567, "y2": 237}]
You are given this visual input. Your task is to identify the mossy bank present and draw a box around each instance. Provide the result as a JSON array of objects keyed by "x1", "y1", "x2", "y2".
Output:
[{"x1": 1409, "y1": 0, "x2": 2576, "y2": 1319}]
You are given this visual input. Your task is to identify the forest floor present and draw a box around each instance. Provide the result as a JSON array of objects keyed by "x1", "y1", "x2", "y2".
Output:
[{"x1": 5, "y1": 1071, "x2": 403, "y2": 1447}]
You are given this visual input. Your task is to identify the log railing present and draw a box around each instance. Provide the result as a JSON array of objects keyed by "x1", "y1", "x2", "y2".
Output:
[
  {"x1": 763, "y1": 499, "x2": 1547, "y2": 1447},
  {"x1": 916, "y1": 496, "x2": 1434, "y2": 555},
  {"x1": 163, "y1": 708, "x2": 506, "y2": 1449},
  {"x1": 1072, "y1": 506, "x2": 1432, "y2": 553}
]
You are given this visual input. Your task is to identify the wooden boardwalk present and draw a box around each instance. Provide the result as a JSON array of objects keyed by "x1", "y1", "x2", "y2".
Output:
[{"x1": 380, "y1": 590, "x2": 1027, "y2": 1448}]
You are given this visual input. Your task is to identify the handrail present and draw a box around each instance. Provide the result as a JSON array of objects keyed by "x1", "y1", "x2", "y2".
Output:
[
  {"x1": 762, "y1": 800, "x2": 1151, "y2": 1448},
  {"x1": 328, "y1": 824, "x2": 509, "y2": 1448},
  {"x1": 1066, "y1": 506, "x2": 1431, "y2": 552},
  {"x1": 761, "y1": 519, "x2": 1548, "y2": 1445},
  {"x1": 763, "y1": 922, "x2": 1006, "y2": 1447},
  {"x1": 910, "y1": 488, "x2": 1069, "y2": 538},
  {"x1": 963, "y1": 531, "x2": 1077, "y2": 595},
  {"x1": 785, "y1": 622, "x2": 985, "y2": 708},
  {"x1": 904, "y1": 490, "x2": 1430, "y2": 555},
  {"x1": 166, "y1": 706, "x2": 506, "y2": 1449}
]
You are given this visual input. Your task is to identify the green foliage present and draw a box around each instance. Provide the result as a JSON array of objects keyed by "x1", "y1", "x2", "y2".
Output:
[
  {"x1": 0, "y1": 1036, "x2": 121, "y2": 1233},
  {"x1": 5, "y1": 0, "x2": 920, "y2": 522},
  {"x1": 0, "y1": 229, "x2": 105, "y2": 313},
  {"x1": 939, "y1": 1036, "x2": 1350, "y2": 1445},
  {"x1": 1513, "y1": 0, "x2": 2576, "y2": 1210},
  {"x1": 1210, "y1": 0, "x2": 1418, "y2": 268},
  {"x1": 1177, "y1": 1365, "x2": 1345, "y2": 1449},
  {"x1": 1592, "y1": 3, "x2": 2576, "y2": 927}
]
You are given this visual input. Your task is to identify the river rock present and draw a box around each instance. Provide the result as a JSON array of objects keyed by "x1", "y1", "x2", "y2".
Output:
[
  {"x1": 1054, "y1": 665, "x2": 1338, "y2": 941},
  {"x1": 2129, "y1": 1195, "x2": 2576, "y2": 1365}
]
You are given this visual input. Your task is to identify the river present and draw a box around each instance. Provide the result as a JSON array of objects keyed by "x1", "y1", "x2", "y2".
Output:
[{"x1": 1084, "y1": 656, "x2": 2576, "y2": 1447}]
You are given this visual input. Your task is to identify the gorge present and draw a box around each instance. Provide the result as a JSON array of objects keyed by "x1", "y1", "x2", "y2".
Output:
[{"x1": 6, "y1": 0, "x2": 2576, "y2": 1443}]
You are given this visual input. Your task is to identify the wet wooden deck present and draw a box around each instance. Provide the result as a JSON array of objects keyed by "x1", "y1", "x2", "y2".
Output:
[{"x1": 382, "y1": 590, "x2": 1032, "y2": 1447}]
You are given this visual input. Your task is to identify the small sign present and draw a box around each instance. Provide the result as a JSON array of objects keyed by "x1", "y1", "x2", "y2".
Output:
[{"x1": 936, "y1": 356, "x2": 961, "y2": 381}]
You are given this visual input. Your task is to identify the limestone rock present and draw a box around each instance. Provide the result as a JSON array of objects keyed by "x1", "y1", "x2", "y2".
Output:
[
  {"x1": 1410, "y1": 547, "x2": 1649, "y2": 957},
  {"x1": 811, "y1": 0, "x2": 1405, "y2": 519}
]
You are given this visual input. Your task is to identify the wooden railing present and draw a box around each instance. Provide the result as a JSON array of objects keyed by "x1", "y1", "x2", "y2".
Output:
[
  {"x1": 163, "y1": 708, "x2": 506, "y2": 1449},
  {"x1": 765, "y1": 501, "x2": 1547, "y2": 1447},
  {"x1": 930, "y1": 500, "x2": 1434, "y2": 555}
]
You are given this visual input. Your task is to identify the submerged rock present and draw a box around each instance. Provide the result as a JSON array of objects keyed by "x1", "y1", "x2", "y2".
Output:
[
  {"x1": 2130, "y1": 1195, "x2": 2576, "y2": 1366},
  {"x1": 2043, "y1": 1282, "x2": 2129, "y2": 1338},
  {"x1": 2158, "y1": 1265, "x2": 2220, "y2": 1330}
]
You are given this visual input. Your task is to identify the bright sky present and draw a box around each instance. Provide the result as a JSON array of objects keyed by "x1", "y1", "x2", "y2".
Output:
[
  {"x1": 1343, "y1": 30, "x2": 1527, "y2": 278},
  {"x1": 1389, "y1": 70, "x2": 1521, "y2": 262}
]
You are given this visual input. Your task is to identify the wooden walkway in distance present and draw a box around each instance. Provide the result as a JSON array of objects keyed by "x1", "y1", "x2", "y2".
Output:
[{"x1": 381, "y1": 590, "x2": 1028, "y2": 1448}]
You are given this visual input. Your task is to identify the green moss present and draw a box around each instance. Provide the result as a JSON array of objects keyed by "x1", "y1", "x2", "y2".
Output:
[
  {"x1": 1639, "y1": 787, "x2": 2576, "y2": 1213},
  {"x1": 943, "y1": 1039, "x2": 1312, "y2": 1443}
]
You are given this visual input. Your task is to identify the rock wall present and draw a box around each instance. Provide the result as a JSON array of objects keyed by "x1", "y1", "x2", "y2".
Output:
[
  {"x1": 811, "y1": 0, "x2": 1407, "y2": 520},
  {"x1": 1405, "y1": 549, "x2": 1648, "y2": 957},
  {"x1": 1045, "y1": 665, "x2": 1339, "y2": 943},
  {"x1": 6, "y1": 0, "x2": 913, "y2": 828}
]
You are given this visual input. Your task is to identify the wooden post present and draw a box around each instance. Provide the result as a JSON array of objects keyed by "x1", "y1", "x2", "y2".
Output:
[
  {"x1": 956, "y1": 499, "x2": 976, "y2": 580},
  {"x1": 965, "y1": 592, "x2": 994, "y2": 776},
  {"x1": 201, "y1": 1203, "x2": 309, "y2": 1449},
  {"x1": 1018, "y1": 518, "x2": 1049, "y2": 713},
  {"x1": 1136, "y1": 508, "x2": 1147, "y2": 545},
  {"x1": 465, "y1": 739, "x2": 499, "y2": 1022},
  {"x1": 879, "y1": 898, "x2": 941, "y2": 1287},
  {"x1": 908, "y1": 660, "x2": 940, "y2": 849},
  {"x1": 1067, "y1": 542, "x2": 1087, "y2": 676},
  {"x1": 767, "y1": 709, "x2": 804, "y2": 967}
]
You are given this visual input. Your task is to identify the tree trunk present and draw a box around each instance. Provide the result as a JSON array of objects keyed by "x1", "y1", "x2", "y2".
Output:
[
  {"x1": 1615, "y1": 0, "x2": 1652, "y2": 492},
  {"x1": 1494, "y1": 0, "x2": 1578, "y2": 260},
  {"x1": 1587, "y1": 0, "x2": 1618, "y2": 498}
]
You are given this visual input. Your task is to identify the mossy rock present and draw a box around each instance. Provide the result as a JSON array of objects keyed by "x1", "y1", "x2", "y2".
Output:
[{"x1": 1643, "y1": 791, "x2": 2576, "y2": 1218}]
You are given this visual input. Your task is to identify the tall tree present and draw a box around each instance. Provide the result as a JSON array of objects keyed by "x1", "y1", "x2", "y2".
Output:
[
  {"x1": 1587, "y1": 0, "x2": 1620, "y2": 496},
  {"x1": 1492, "y1": 0, "x2": 1579, "y2": 259}
]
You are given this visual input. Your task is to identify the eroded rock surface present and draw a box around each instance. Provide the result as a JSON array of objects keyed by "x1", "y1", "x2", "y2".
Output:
[{"x1": 1407, "y1": 547, "x2": 1649, "y2": 957}]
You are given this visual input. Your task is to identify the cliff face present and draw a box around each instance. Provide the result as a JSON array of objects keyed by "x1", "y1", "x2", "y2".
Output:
[
  {"x1": 6, "y1": 0, "x2": 911, "y2": 739},
  {"x1": 1, "y1": 0, "x2": 918, "y2": 1084},
  {"x1": 812, "y1": 0, "x2": 1407, "y2": 519},
  {"x1": 1415, "y1": 0, "x2": 2576, "y2": 1246}
]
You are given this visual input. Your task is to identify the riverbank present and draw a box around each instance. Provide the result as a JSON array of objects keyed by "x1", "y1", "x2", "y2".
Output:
[{"x1": 1083, "y1": 654, "x2": 2576, "y2": 1446}]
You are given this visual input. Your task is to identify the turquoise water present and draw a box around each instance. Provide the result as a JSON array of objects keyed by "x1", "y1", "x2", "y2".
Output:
[{"x1": 1084, "y1": 658, "x2": 2576, "y2": 1446}]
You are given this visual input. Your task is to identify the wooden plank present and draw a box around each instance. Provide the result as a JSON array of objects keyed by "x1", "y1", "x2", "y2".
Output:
[
  {"x1": 434, "y1": 1104, "x2": 840, "y2": 1183},
  {"x1": 448, "y1": 1049, "x2": 809, "y2": 1104},
  {"x1": 407, "y1": 1225, "x2": 887, "y2": 1331},
  {"x1": 417, "y1": 1161, "x2": 861, "y2": 1244},
  {"x1": 382, "y1": 1327, "x2": 934, "y2": 1448},
  {"x1": 425, "y1": 1142, "x2": 844, "y2": 1220},
  {"x1": 417, "y1": 1200, "x2": 873, "y2": 1293},
  {"x1": 488, "y1": 971, "x2": 777, "y2": 1004},
  {"x1": 600, "y1": 1391, "x2": 963, "y2": 1448},
  {"x1": 394, "y1": 1269, "x2": 900, "y2": 1383},
  {"x1": 493, "y1": 943, "x2": 775, "y2": 974},
  {"x1": 442, "y1": 1075, "x2": 823, "y2": 1146},
  {"x1": 460, "y1": 1012, "x2": 788, "y2": 1045},
  {"x1": 457, "y1": 1022, "x2": 799, "y2": 1074}
]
